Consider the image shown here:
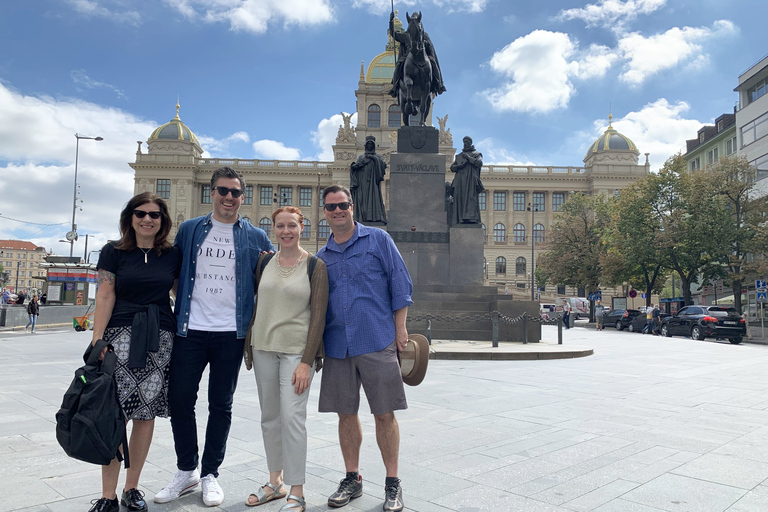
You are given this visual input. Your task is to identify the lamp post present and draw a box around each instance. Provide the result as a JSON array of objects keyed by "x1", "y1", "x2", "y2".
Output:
[
  {"x1": 527, "y1": 202, "x2": 539, "y2": 301},
  {"x1": 69, "y1": 134, "x2": 103, "y2": 257}
]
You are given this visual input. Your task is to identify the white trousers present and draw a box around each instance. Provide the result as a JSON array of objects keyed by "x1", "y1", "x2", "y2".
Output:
[{"x1": 252, "y1": 350, "x2": 315, "y2": 485}]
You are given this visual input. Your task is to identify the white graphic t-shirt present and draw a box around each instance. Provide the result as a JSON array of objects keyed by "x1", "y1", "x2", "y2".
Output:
[{"x1": 188, "y1": 218, "x2": 237, "y2": 331}]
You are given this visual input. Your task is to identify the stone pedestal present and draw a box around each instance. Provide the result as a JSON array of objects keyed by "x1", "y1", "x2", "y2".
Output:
[
  {"x1": 449, "y1": 225, "x2": 484, "y2": 285},
  {"x1": 387, "y1": 126, "x2": 484, "y2": 286},
  {"x1": 389, "y1": 152, "x2": 448, "y2": 285}
]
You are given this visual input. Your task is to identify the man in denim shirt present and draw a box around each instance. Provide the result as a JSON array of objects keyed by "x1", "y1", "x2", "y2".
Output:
[
  {"x1": 155, "y1": 167, "x2": 274, "y2": 507},
  {"x1": 317, "y1": 185, "x2": 413, "y2": 512}
]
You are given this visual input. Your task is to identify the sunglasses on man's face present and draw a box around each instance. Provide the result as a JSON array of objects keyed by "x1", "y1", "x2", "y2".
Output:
[
  {"x1": 324, "y1": 202, "x2": 352, "y2": 211},
  {"x1": 133, "y1": 210, "x2": 161, "y2": 219},
  {"x1": 214, "y1": 186, "x2": 243, "y2": 198}
]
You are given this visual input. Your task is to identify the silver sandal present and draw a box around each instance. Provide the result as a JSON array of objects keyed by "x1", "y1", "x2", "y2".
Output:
[
  {"x1": 278, "y1": 494, "x2": 306, "y2": 512},
  {"x1": 246, "y1": 482, "x2": 287, "y2": 506}
]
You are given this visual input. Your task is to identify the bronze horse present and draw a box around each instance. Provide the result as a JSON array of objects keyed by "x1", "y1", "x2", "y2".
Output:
[{"x1": 398, "y1": 12, "x2": 432, "y2": 126}]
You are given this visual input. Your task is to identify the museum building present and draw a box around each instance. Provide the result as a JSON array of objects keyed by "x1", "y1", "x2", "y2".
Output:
[{"x1": 131, "y1": 14, "x2": 649, "y2": 298}]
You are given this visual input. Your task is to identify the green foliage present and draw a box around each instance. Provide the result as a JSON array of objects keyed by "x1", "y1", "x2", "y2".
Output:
[{"x1": 537, "y1": 192, "x2": 611, "y2": 294}]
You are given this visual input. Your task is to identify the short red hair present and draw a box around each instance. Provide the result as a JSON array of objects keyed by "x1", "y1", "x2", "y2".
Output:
[{"x1": 272, "y1": 206, "x2": 304, "y2": 225}]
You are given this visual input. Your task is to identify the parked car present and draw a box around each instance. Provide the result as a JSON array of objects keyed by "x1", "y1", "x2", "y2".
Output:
[
  {"x1": 555, "y1": 297, "x2": 590, "y2": 320},
  {"x1": 540, "y1": 304, "x2": 555, "y2": 316},
  {"x1": 604, "y1": 309, "x2": 642, "y2": 330},
  {"x1": 660, "y1": 305, "x2": 746, "y2": 344},
  {"x1": 627, "y1": 311, "x2": 670, "y2": 333}
]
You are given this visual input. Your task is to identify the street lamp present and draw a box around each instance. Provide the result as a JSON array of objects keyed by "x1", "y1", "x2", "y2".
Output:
[
  {"x1": 527, "y1": 202, "x2": 540, "y2": 301},
  {"x1": 69, "y1": 134, "x2": 103, "y2": 257}
]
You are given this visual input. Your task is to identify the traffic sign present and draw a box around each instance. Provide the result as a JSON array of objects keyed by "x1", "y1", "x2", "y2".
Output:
[
  {"x1": 641, "y1": 293, "x2": 647, "y2": 299},
  {"x1": 757, "y1": 280, "x2": 767, "y2": 290},
  {"x1": 758, "y1": 291, "x2": 767, "y2": 302},
  {"x1": 629, "y1": 290, "x2": 637, "y2": 298}
]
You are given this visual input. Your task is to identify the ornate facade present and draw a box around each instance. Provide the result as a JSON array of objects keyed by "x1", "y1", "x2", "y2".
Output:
[{"x1": 131, "y1": 14, "x2": 649, "y2": 298}]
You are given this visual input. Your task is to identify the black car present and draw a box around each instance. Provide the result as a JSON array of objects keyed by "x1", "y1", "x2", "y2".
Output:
[
  {"x1": 627, "y1": 311, "x2": 670, "y2": 333},
  {"x1": 660, "y1": 305, "x2": 746, "y2": 344},
  {"x1": 604, "y1": 309, "x2": 642, "y2": 331}
]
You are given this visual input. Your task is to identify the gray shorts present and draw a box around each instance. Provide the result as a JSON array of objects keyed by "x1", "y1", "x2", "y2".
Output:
[{"x1": 319, "y1": 341, "x2": 407, "y2": 416}]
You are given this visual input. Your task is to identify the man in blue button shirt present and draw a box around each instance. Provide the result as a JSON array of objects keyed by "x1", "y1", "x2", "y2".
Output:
[
  {"x1": 155, "y1": 167, "x2": 274, "y2": 507},
  {"x1": 316, "y1": 185, "x2": 413, "y2": 512}
]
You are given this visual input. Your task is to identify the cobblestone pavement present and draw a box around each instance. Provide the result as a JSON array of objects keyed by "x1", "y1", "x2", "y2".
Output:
[{"x1": 2, "y1": 325, "x2": 768, "y2": 511}]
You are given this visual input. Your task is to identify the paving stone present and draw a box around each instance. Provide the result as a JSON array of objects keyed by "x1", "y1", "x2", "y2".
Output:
[
  {"x1": 621, "y1": 473, "x2": 747, "y2": 511},
  {"x1": 5, "y1": 326, "x2": 768, "y2": 511}
]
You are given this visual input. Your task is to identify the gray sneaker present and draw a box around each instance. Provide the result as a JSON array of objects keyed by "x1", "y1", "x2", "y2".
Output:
[
  {"x1": 328, "y1": 473, "x2": 363, "y2": 508},
  {"x1": 383, "y1": 479, "x2": 403, "y2": 512}
]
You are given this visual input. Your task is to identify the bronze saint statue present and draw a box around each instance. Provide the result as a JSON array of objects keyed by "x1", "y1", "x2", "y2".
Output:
[
  {"x1": 388, "y1": 11, "x2": 445, "y2": 126},
  {"x1": 449, "y1": 136, "x2": 484, "y2": 225},
  {"x1": 350, "y1": 136, "x2": 387, "y2": 224}
]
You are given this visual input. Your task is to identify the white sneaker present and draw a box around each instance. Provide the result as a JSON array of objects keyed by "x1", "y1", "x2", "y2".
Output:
[
  {"x1": 154, "y1": 468, "x2": 200, "y2": 503},
  {"x1": 201, "y1": 474, "x2": 224, "y2": 506}
]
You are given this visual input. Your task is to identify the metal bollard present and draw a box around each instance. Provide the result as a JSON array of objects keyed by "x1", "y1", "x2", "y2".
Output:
[
  {"x1": 426, "y1": 319, "x2": 432, "y2": 345},
  {"x1": 558, "y1": 316, "x2": 563, "y2": 345},
  {"x1": 523, "y1": 315, "x2": 528, "y2": 344},
  {"x1": 492, "y1": 311, "x2": 499, "y2": 348}
]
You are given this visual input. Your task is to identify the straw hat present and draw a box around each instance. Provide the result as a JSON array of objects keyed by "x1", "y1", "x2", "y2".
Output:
[{"x1": 400, "y1": 334, "x2": 429, "y2": 386}]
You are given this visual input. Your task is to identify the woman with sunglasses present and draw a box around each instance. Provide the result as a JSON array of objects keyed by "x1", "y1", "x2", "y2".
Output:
[
  {"x1": 243, "y1": 206, "x2": 328, "y2": 512},
  {"x1": 88, "y1": 192, "x2": 181, "y2": 512}
]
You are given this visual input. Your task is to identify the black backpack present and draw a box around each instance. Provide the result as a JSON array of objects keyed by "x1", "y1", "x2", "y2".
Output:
[
  {"x1": 260, "y1": 253, "x2": 319, "y2": 279},
  {"x1": 55, "y1": 339, "x2": 130, "y2": 468}
]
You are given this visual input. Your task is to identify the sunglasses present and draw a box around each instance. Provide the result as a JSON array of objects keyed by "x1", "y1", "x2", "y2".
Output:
[
  {"x1": 324, "y1": 202, "x2": 352, "y2": 211},
  {"x1": 214, "y1": 186, "x2": 243, "y2": 198},
  {"x1": 133, "y1": 210, "x2": 161, "y2": 219}
]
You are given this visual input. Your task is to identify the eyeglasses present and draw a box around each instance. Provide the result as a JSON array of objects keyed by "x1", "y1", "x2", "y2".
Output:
[
  {"x1": 133, "y1": 210, "x2": 161, "y2": 219},
  {"x1": 324, "y1": 202, "x2": 352, "y2": 211},
  {"x1": 214, "y1": 186, "x2": 243, "y2": 198}
]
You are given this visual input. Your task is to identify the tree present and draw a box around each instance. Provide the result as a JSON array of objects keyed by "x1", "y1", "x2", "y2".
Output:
[
  {"x1": 538, "y1": 192, "x2": 612, "y2": 320},
  {"x1": 702, "y1": 156, "x2": 768, "y2": 312},
  {"x1": 602, "y1": 178, "x2": 668, "y2": 307},
  {"x1": 652, "y1": 155, "x2": 731, "y2": 305}
]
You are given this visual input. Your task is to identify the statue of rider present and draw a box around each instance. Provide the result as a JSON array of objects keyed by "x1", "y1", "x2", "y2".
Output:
[{"x1": 388, "y1": 11, "x2": 446, "y2": 99}]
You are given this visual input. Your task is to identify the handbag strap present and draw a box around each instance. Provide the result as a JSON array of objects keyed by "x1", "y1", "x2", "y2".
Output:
[{"x1": 84, "y1": 339, "x2": 109, "y2": 366}]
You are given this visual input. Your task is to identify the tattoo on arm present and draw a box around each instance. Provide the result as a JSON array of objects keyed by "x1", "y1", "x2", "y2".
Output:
[{"x1": 98, "y1": 269, "x2": 115, "y2": 286}]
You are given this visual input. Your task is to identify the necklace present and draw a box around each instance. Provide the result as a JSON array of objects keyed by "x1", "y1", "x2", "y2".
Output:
[
  {"x1": 276, "y1": 251, "x2": 305, "y2": 278},
  {"x1": 139, "y1": 247, "x2": 152, "y2": 264}
]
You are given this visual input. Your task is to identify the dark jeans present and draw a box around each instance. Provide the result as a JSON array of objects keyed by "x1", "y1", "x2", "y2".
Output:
[{"x1": 169, "y1": 329, "x2": 243, "y2": 478}]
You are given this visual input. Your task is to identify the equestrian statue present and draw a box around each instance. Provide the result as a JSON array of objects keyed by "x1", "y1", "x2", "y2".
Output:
[{"x1": 388, "y1": 10, "x2": 446, "y2": 126}]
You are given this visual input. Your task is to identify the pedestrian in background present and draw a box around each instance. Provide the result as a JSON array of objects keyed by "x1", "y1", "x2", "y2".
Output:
[
  {"x1": 652, "y1": 304, "x2": 661, "y2": 335},
  {"x1": 594, "y1": 299, "x2": 605, "y2": 330},
  {"x1": 25, "y1": 295, "x2": 39, "y2": 333},
  {"x1": 562, "y1": 301, "x2": 571, "y2": 329}
]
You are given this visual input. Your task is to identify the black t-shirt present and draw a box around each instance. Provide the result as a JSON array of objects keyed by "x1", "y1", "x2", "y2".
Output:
[{"x1": 97, "y1": 242, "x2": 182, "y2": 331}]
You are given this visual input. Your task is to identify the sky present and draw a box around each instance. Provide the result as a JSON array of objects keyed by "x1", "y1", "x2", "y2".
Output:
[{"x1": 1, "y1": 0, "x2": 767, "y2": 258}]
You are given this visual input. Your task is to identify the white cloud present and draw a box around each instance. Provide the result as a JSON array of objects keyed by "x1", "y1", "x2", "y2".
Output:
[
  {"x1": 351, "y1": 0, "x2": 488, "y2": 15},
  {"x1": 70, "y1": 70, "x2": 126, "y2": 99},
  {"x1": 252, "y1": 139, "x2": 301, "y2": 160},
  {"x1": 482, "y1": 30, "x2": 617, "y2": 113},
  {"x1": 311, "y1": 112, "x2": 357, "y2": 161},
  {"x1": 589, "y1": 99, "x2": 703, "y2": 171},
  {"x1": 67, "y1": 0, "x2": 141, "y2": 26},
  {"x1": 558, "y1": 0, "x2": 666, "y2": 29},
  {"x1": 165, "y1": 0, "x2": 335, "y2": 34},
  {"x1": 475, "y1": 137, "x2": 536, "y2": 166},
  {"x1": 617, "y1": 20, "x2": 736, "y2": 85},
  {"x1": 0, "y1": 81, "x2": 158, "y2": 256},
  {"x1": 197, "y1": 131, "x2": 251, "y2": 156}
]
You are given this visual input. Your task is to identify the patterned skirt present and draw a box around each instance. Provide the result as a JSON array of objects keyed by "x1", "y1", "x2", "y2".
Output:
[{"x1": 103, "y1": 326, "x2": 174, "y2": 420}]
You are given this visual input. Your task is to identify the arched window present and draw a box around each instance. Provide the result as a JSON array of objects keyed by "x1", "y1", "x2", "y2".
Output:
[
  {"x1": 513, "y1": 223, "x2": 526, "y2": 242},
  {"x1": 533, "y1": 223, "x2": 545, "y2": 242},
  {"x1": 318, "y1": 219, "x2": 330, "y2": 239},
  {"x1": 481, "y1": 223, "x2": 487, "y2": 242},
  {"x1": 516, "y1": 257, "x2": 526, "y2": 274},
  {"x1": 493, "y1": 223, "x2": 506, "y2": 242},
  {"x1": 302, "y1": 219, "x2": 311, "y2": 239},
  {"x1": 495, "y1": 256, "x2": 506, "y2": 275},
  {"x1": 388, "y1": 104, "x2": 401, "y2": 128},
  {"x1": 242, "y1": 216, "x2": 251, "y2": 224},
  {"x1": 368, "y1": 104, "x2": 381, "y2": 128},
  {"x1": 259, "y1": 218, "x2": 272, "y2": 237}
]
